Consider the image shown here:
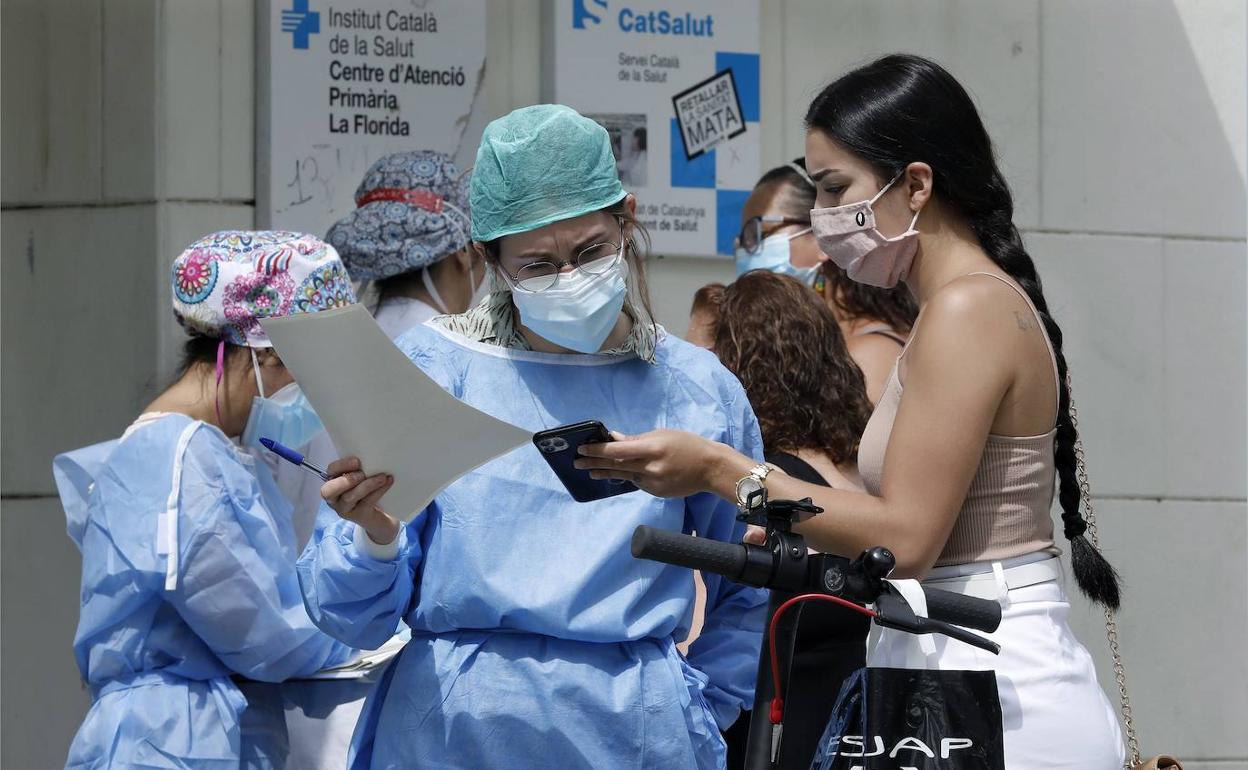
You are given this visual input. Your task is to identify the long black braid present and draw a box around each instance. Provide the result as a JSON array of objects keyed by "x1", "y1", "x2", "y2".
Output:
[{"x1": 806, "y1": 53, "x2": 1120, "y2": 608}]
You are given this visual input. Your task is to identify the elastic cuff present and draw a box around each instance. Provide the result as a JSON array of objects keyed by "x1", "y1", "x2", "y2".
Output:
[{"x1": 353, "y1": 523, "x2": 401, "y2": 561}]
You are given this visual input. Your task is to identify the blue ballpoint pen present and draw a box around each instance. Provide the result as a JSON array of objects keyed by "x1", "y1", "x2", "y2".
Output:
[
  {"x1": 259, "y1": 437, "x2": 331, "y2": 481},
  {"x1": 260, "y1": 438, "x2": 394, "y2": 519}
]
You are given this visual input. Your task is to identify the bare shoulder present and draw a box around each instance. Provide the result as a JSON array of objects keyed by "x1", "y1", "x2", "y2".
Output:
[
  {"x1": 931, "y1": 271, "x2": 1022, "y2": 313},
  {"x1": 846, "y1": 331, "x2": 904, "y2": 360},
  {"x1": 847, "y1": 332, "x2": 904, "y2": 403},
  {"x1": 905, "y1": 273, "x2": 1029, "y2": 386},
  {"x1": 919, "y1": 274, "x2": 1035, "y2": 340},
  {"x1": 910, "y1": 276, "x2": 991, "y2": 343}
]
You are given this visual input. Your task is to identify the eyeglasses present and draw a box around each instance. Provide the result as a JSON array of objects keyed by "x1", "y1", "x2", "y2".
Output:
[
  {"x1": 735, "y1": 215, "x2": 811, "y2": 255},
  {"x1": 500, "y1": 240, "x2": 625, "y2": 293}
]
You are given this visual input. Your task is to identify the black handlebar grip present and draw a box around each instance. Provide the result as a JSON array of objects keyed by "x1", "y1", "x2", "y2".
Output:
[
  {"x1": 631, "y1": 526, "x2": 747, "y2": 580},
  {"x1": 922, "y1": 587, "x2": 1002, "y2": 634}
]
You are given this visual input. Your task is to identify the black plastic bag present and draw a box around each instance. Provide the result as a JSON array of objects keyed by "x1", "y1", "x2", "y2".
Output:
[{"x1": 811, "y1": 667, "x2": 1004, "y2": 770}]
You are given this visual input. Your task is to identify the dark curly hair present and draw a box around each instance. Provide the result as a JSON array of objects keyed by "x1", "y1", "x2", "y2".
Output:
[
  {"x1": 806, "y1": 53, "x2": 1119, "y2": 608},
  {"x1": 711, "y1": 271, "x2": 872, "y2": 465}
]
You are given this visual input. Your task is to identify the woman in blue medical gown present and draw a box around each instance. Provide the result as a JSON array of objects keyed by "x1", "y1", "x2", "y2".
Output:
[
  {"x1": 52, "y1": 231, "x2": 358, "y2": 769},
  {"x1": 298, "y1": 105, "x2": 769, "y2": 770}
]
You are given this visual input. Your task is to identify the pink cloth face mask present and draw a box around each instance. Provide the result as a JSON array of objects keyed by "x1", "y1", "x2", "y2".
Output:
[{"x1": 809, "y1": 172, "x2": 921, "y2": 288}]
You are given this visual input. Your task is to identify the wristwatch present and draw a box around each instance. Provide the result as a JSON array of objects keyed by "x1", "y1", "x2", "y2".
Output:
[{"x1": 735, "y1": 463, "x2": 773, "y2": 512}]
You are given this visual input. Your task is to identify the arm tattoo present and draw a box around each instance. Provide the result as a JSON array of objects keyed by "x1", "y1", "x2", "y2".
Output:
[{"x1": 1014, "y1": 310, "x2": 1036, "y2": 331}]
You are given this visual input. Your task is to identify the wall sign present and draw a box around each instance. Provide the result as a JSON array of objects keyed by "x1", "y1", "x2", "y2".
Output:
[
  {"x1": 672, "y1": 69, "x2": 746, "y2": 160},
  {"x1": 258, "y1": 0, "x2": 488, "y2": 235},
  {"x1": 547, "y1": 0, "x2": 761, "y2": 257}
]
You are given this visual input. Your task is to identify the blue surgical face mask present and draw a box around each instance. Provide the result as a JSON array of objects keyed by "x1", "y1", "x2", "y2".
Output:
[
  {"x1": 511, "y1": 251, "x2": 629, "y2": 354},
  {"x1": 240, "y1": 350, "x2": 324, "y2": 450},
  {"x1": 734, "y1": 228, "x2": 819, "y2": 285}
]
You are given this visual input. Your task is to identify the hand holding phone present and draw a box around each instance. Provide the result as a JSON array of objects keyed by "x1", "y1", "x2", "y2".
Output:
[{"x1": 533, "y1": 420, "x2": 640, "y2": 503}]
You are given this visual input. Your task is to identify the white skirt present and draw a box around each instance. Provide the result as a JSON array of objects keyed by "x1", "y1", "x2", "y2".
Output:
[{"x1": 870, "y1": 556, "x2": 1126, "y2": 769}]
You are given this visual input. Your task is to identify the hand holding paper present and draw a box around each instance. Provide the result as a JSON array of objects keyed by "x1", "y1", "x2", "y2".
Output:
[
  {"x1": 261, "y1": 305, "x2": 533, "y2": 523},
  {"x1": 319, "y1": 456, "x2": 398, "y2": 543}
]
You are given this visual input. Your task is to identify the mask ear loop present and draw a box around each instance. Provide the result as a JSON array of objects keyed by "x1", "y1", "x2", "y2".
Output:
[
  {"x1": 438, "y1": 199, "x2": 476, "y2": 312},
  {"x1": 421, "y1": 265, "x2": 450, "y2": 314},
  {"x1": 250, "y1": 348, "x2": 266, "y2": 399},
  {"x1": 870, "y1": 169, "x2": 923, "y2": 240},
  {"x1": 466, "y1": 251, "x2": 486, "y2": 297},
  {"x1": 781, "y1": 226, "x2": 813, "y2": 243},
  {"x1": 904, "y1": 207, "x2": 921, "y2": 233},
  {"x1": 869, "y1": 169, "x2": 907, "y2": 206},
  {"x1": 214, "y1": 340, "x2": 226, "y2": 426}
]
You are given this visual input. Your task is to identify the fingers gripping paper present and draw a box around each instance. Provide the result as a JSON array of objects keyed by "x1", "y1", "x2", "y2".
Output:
[{"x1": 262, "y1": 305, "x2": 532, "y2": 522}]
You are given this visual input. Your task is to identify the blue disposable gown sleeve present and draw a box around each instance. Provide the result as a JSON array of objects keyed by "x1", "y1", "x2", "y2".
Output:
[
  {"x1": 296, "y1": 512, "x2": 424, "y2": 650},
  {"x1": 684, "y1": 382, "x2": 770, "y2": 729},
  {"x1": 166, "y1": 433, "x2": 355, "y2": 681}
]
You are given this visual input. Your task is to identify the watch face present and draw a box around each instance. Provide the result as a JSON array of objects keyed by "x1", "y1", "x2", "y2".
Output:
[{"x1": 737, "y1": 477, "x2": 764, "y2": 507}]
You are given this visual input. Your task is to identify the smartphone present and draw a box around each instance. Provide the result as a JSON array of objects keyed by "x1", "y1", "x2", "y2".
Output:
[{"x1": 532, "y1": 420, "x2": 639, "y2": 503}]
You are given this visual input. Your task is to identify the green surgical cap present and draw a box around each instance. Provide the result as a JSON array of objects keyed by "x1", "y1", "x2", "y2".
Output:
[{"x1": 470, "y1": 104, "x2": 628, "y2": 242}]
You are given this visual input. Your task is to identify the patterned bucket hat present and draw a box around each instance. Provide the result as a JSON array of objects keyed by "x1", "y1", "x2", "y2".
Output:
[
  {"x1": 172, "y1": 230, "x2": 356, "y2": 347},
  {"x1": 326, "y1": 150, "x2": 472, "y2": 281}
]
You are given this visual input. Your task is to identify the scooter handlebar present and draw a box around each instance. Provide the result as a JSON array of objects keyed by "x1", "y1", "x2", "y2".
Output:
[
  {"x1": 630, "y1": 525, "x2": 747, "y2": 580},
  {"x1": 921, "y1": 586, "x2": 1002, "y2": 634},
  {"x1": 631, "y1": 525, "x2": 1002, "y2": 635}
]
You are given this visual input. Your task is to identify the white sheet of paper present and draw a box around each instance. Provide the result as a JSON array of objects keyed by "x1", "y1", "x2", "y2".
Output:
[{"x1": 262, "y1": 305, "x2": 532, "y2": 522}]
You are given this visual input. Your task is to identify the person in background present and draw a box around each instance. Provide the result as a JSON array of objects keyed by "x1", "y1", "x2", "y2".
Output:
[
  {"x1": 735, "y1": 159, "x2": 917, "y2": 403},
  {"x1": 298, "y1": 104, "x2": 767, "y2": 769},
  {"x1": 578, "y1": 55, "x2": 1126, "y2": 767},
  {"x1": 709, "y1": 271, "x2": 875, "y2": 769},
  {"x1": 51, "y1": 231, "x2": 356, "y2": 769},
  {"x1": 260, "y1": 150, "x2": 484, "y2": 770},
  {"x1": 271, "y1": 153, "x2": 486, "y2": 554},
  {"x1": 686, "y1": 282, "x2": 725, "y2": 349},
  {"x1": 299, "y1": 150, "x2": 483, "y2": 532},
  {"x1": 327, "y1": 150, "x2": 486, "y2": 340},
  {"x1": 279, "y1": 150, "x2": 483, "y2": 538}
]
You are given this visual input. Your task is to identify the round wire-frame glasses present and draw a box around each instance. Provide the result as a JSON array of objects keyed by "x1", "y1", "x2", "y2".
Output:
[{"x1": 501, "y1": 223, "x2": 629, "y2": 293}]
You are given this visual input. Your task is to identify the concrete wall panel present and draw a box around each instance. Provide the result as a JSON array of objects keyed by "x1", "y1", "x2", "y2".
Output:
[
  {"x1": 1, "y1": 0, "x2": 104, "y2": 205},
  {"x1": 1028, "y1": 232, "x2": 1168, "y2": 498},
  {"x1": 221, "y1": 0, "x2": 256, "y2": 200},
  {"x1": 1065, "y1": 499, "x2": 1248, "y2": 761},
  {"x1": 162, "y1": 0, "x2": 223, "y2": 199},
  {"x1": 0, "y1": 499, "x2": 93, "y2": 770},
  {"x1": 1162, "y1": 238, "x2": 1247, "y2": 499},
  {"x1": 781, "y1": 0, "x2": 1041, "y2": 228},
  {"x1": 1041, "y1": 0, "x2": 1247, "y2": 238},
  {"x1": 1, "y1": 206, "x2": 159, "y2": 496},
  {"x1": 103, "y1": 0, "x2": 159, "y2": 201}
]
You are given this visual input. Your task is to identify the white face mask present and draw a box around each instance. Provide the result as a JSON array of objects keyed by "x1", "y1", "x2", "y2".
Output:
[
  {"x1": 240, "y1": 349, "x2": 324, "y2": 450},
  {"x1": 734, "y1": 228, "x2": 819, "y2": 286},
  {"x1": 510, "y1": 249, "x2": 629, "y2": 354}
]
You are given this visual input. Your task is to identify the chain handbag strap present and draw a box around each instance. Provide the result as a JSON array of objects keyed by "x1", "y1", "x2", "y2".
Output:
[{"x1": 1066, "y1": 374, "x2": 1142, "y2": 768}]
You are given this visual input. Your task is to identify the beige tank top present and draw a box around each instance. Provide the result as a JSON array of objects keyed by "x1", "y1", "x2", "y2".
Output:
[{"x1": 857, "y1": 272, "x2": 1059, "y2": 567}]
